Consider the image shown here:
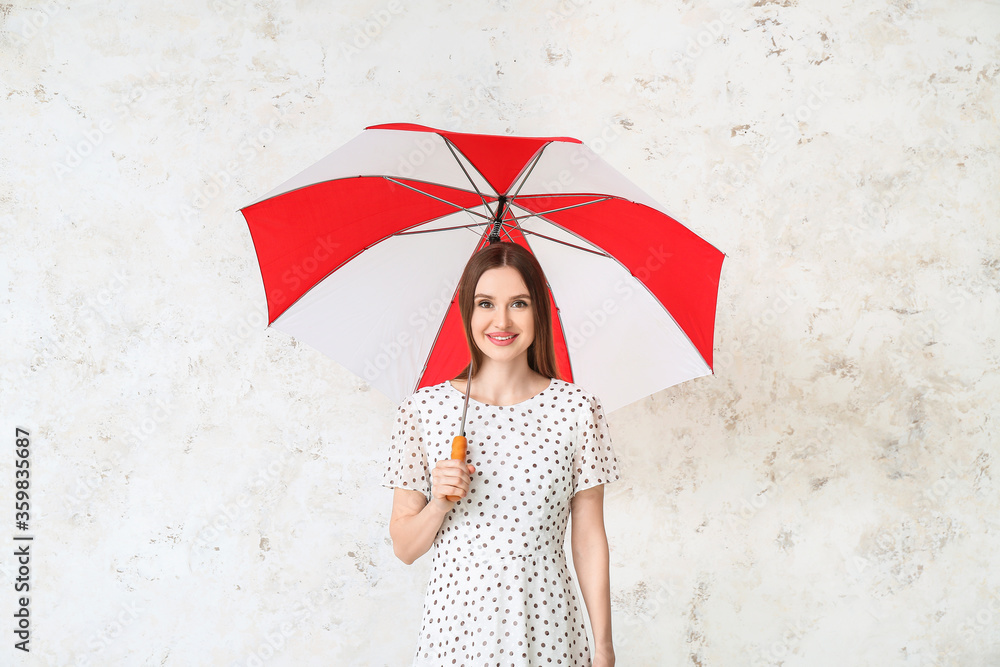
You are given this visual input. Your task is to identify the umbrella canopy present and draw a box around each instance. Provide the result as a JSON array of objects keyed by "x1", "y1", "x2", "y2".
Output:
[{"x1": 241, "y1": 123, "x2": 724, "y2": 412}]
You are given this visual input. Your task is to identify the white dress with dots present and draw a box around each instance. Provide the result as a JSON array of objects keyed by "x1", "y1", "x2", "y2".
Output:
[{"x1": 382, "y1": 378, "x2": 621, "y2": 667}]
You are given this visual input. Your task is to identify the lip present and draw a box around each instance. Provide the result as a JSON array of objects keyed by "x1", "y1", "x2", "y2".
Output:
[{"x1": 486, "y1": 332, "x2": 518, "y2": 346}]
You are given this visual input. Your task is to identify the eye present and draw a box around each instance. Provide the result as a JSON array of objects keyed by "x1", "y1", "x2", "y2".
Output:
[
  {"x1": 477, "y1": 300, "x2": 493, "y2": 308},
  {"x1": 512, "y1": 300, "x2": 528, "y2": 308}
]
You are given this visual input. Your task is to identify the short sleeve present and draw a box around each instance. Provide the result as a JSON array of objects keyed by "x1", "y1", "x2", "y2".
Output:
[
  {"x1": 572, "y1": 395, "x2": 621, "y2": 496},
  {"x1": 381, "y1": 397, "x2": 431, "y2": 500}
]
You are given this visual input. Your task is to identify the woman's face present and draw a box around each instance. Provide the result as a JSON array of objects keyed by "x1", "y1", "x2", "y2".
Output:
[{"x1": 470, "y1": 266, "x2": 536, "y2": 366}]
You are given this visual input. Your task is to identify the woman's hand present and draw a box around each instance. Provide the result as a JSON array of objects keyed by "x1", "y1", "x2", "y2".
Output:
[{"x1": 430, "y1": 459, "x2": 476, "y2": 508}]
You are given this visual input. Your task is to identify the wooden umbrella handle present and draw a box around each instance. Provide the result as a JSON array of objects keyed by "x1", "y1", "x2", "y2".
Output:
[{"x1": 446, "y1": 435, "x2": 467, "y2": 502}]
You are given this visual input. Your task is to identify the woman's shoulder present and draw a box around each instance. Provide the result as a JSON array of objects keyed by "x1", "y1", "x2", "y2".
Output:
[
  {"x1": 397, "y1": 380, "x2": 453, "y2": 409},
  {"x1": 547, "y1": 378, "x2": 605, "y2": 410}
]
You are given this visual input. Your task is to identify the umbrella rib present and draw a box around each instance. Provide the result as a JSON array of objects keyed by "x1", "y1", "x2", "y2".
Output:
[
  {"x1": 510, "y1": 196, "x2": 613, "y2": 219},
  {"x1": 243, "y1": 175, "x2": 492, "y2": 209},
  {"x1": 442, "y1": 139, "x2": 494, "y2": 214},
  {"x1": 507, "y1": 146, "x2": 547, "y2": 203},
  {"x1": 514, "y1": 192, "x2": 618, "y2": 199},
  {"x1": 499, "y1": 224, "x2": 518, "y2": 243},
  {"x1": 394, "y1": 222, "x2": 489, "y2": 236},
  {"x1": 517, "y1": 229, "x2": 610, "y2": 257},
  {"x1": 382, "y1": 177, "x2": 493, "y2": 220}
]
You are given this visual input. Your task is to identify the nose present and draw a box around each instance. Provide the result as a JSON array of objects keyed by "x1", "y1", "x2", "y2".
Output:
[{"x1": 493, "y1": 305, "x2": 511, "y2": 328}]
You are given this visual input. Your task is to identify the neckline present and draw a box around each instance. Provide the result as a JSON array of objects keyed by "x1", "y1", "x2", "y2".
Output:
[{"x1": 447, "y1": 378, "x2": 555, "y2": 408}]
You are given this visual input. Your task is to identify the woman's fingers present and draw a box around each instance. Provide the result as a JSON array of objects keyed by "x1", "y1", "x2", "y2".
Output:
[{"x1": 432, "y1": 459, "x2": 473, "y2": 500}]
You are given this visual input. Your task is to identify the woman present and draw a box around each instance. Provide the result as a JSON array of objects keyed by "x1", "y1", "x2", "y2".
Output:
[{"x1": 382, "y1": 241, "x2": 620, "y2": 666}]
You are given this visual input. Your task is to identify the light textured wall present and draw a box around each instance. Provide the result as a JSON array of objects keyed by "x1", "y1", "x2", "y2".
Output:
[{"x1": 2, "y1": 0, "x2": 998, "y2": 665}]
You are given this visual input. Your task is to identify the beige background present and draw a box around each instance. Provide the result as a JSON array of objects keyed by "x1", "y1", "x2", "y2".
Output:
[{"x1": 1, "y1": 0, "x2": 998, "y2": 665}]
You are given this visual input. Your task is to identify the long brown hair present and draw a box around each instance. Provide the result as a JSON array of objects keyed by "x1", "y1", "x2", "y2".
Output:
[{"x1": 453, "y1": 242, "x2": 560, "y2": 382}]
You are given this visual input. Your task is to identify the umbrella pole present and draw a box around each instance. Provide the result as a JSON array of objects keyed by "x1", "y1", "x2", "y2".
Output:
[
  {"x1": 487, "y1": 196, "x2": 507, "y2": 244},
  {"x1": 446, "y1": 373, "x2": 472, "y2": 501}
]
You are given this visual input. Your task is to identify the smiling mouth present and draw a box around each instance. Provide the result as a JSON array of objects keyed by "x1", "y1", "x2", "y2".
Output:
[{"x1": 487, "y1": 334, "x2": 517, "y2": 341}]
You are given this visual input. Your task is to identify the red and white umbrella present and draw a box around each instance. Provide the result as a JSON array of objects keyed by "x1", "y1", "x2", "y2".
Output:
[{"x1": 240, "y1": 123, "x2": 724, "y2": 412}]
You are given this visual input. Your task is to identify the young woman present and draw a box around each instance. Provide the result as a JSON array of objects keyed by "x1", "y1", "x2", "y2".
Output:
[{"x1": 382, "y1": 241, "x2": 620, "y2": 666}]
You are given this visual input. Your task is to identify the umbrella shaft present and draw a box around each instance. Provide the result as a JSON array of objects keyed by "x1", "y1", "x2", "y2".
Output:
[
  {"x1": 488, "y1": 196, "x2": 507, "y2": 243},
  {"x1": 459, "y1": 374, "x2": 471, "y2": 435}
]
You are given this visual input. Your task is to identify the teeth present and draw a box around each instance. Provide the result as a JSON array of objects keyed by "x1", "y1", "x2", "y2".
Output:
[{"x1": 491, "y1": 334, "x2": 514, "y2": 341}]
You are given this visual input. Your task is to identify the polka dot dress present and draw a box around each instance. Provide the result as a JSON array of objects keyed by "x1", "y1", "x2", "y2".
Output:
[{"x1": 382, "y1": 378, "x2": 621, "y2": 667}]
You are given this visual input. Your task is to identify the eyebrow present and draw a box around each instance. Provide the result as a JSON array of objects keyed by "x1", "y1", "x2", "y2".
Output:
[{"x1": 474, "y1": 293, "x2": 531, "y2": 300}]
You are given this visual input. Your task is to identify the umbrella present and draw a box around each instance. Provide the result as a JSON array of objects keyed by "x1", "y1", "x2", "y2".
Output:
[{"x1": 240, "y1": 123, "x2": 724, "y2": 413}]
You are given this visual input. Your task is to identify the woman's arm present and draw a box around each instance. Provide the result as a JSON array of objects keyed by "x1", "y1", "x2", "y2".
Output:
[
  {"x1": 388, "y1": 488, "x2": 448, "y2": 565},
  {"x1": 388, "y1": 460, "x2": 475, "y2": 565},
  {"x1": 571, "y1": 484, "x2": 615, "y2": 666}
]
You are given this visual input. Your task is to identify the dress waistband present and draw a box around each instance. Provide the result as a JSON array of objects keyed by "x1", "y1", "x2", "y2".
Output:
[{"x1": 436, "y1": 543, "x2": 566, "y2": 563}]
